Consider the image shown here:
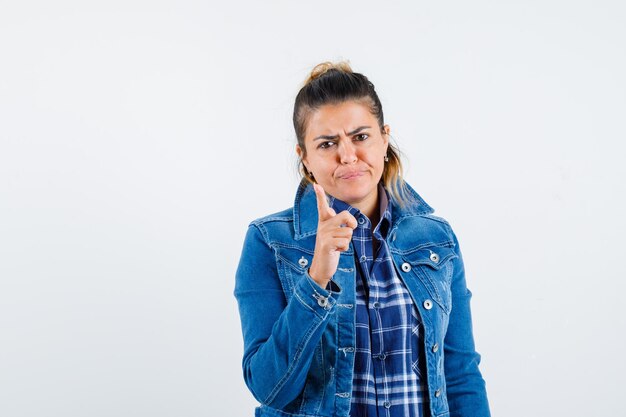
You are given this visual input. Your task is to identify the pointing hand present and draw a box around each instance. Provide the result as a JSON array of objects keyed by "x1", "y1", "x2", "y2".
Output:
[{"x1": 308, "y1": 184, "x2": 357, "y2": 288}]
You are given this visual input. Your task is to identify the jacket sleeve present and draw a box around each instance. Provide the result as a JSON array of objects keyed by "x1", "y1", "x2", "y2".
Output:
[
  {"x1": 444, "y1": 227, "x2": 491, "y2": 417},
  {"x1": 233, "y1": 223, "x2": 339, "y2": 409}
]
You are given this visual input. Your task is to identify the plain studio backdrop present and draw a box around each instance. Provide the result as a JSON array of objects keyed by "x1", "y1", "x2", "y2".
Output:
[{"x1": 1, "y1": 1, "x2": 625, "y2": 416}]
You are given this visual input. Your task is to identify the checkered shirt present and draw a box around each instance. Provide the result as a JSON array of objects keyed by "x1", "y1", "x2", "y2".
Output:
[{"x1": 329, "y1": 186, "x2": 430, "y2": 417}]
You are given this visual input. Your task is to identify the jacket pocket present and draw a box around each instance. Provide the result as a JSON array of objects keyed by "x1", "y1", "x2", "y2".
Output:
[
  {"x1": 274, "y1": 245, "x2": 316, "y2": 299},
  {"x1": 402, "y1": 244, "x2": 457, "y2": 313}
]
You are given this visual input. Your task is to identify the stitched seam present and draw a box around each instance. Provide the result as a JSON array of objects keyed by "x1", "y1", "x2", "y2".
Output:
[
  {"x1": 293, "y1": 291, "x2": 319, "y2": 316},
  {"x1": 390, "y1": 241, "x2": 455, "y2": 256},
  {"x1": 317, "y1": 340, "x2": 325, "y2": 414},
  {"x1": 276, "y1": 252, "x2": 311, "y2": 272},
  {"x1": 263, "y1": 306, "x2": 326, "y2": 405},
  {"x1": 250, "y1": 216, "x2": 292, "y2": 226}
]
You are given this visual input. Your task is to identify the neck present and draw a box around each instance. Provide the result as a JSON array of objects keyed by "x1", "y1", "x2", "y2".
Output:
[{"x1": 353, "y1": 189, "x2": 379, "y2": 223}]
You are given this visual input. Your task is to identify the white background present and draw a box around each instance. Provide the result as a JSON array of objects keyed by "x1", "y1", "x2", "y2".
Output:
[{"x1": 1, "y1": 1, "x2": 625, "y2": 416}]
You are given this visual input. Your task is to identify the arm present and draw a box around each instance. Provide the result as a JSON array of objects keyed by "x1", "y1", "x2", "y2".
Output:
[
  {"x1": 444, "y1": 228, "x2": 491, "y2": 417},
  {"x1": 233, "y1": 223, "x2": 337, "y2": 409}
]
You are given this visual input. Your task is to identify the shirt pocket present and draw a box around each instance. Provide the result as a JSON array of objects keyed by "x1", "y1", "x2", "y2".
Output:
[{"x1": 402, "y1": 245, "x2": 457, "y2": 313}]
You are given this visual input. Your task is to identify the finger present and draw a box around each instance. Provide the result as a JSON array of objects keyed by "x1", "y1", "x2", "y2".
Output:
[
  {"x1": 331, "y1": 237, "x2": 351, "y2": 252},
  {"x1": 336, "y1": 211, "x2": 358, "y2": 229},
  {"x1": 313, "y1": 183, "x2": 335, "y2": 221},
  {"x1": 330, "y1": 226, "x2": 354, "y2": 239}
]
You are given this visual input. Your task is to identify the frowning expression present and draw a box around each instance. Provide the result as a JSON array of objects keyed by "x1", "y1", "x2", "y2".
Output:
[{"x1": 297, "y1": 100, "x2": 390, "y2": 213}]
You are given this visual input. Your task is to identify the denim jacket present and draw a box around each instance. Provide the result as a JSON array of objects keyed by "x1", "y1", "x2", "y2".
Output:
[{"x1": 234, "y1": 181, "x2": 490, "y2": 417}]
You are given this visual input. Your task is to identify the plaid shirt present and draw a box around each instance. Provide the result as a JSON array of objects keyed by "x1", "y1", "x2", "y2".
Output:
[{"x1": 329, "y1": 185, "x2": 430, "y2": 417}]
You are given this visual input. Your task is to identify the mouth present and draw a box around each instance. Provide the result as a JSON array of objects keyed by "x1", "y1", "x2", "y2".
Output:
[{"x1": 338, "y1": 171, "x2": 365, "y2": 180}]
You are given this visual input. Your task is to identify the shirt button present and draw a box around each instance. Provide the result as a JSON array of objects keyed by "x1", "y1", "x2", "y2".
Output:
[
  {"x1": 383, "y1": 401, "x2": 391, "y2": 409},
  {"x1": 376, "y1": 353, "x2": 387, "y2": 360},
  {"x1": 435, "y1": 389, "x2": 441, "y2": 397},
  {"x1": 432, "y1": 343, "x2": 439, "y2": 353},
  {"x1": 401, "y1": 262, "x2": 411, "y2": 272},
  {"x1": 298, "y1": 256, "x2": 308, "y2": 267},
  {"x1": 372, "y1": 301, "x2": 381, "y2": 309},
  {"x1": 430, "y1": 252, "x2": 440, "y2": 263},
  {"x1": 360, "y1": 255, "x2": 367, "y2": 262},
  {"x1": 423, "y1": 299, "x2": 433, "y2": 310},
  {"x1": 358, "y1": 217, "x2": 365, "y2": 225}
]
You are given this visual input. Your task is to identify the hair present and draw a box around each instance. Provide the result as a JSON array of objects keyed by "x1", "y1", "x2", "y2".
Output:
[{"x1": 293, "y1": 60, "x2": 411, "y2": 206}]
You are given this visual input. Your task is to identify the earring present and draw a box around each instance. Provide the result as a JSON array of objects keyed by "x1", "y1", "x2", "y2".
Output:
[{"x1": 384, "y1": 155, "x2": 389, "y2": 162}]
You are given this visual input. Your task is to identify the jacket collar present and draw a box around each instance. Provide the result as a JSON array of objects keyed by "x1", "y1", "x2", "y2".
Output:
[{"x1": 292, "y1": 179, "x2": 434, "y2": 240}]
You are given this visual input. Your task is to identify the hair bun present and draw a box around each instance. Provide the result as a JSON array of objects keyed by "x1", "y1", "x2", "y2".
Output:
[{"x1": 303, "y1": 60, "x2": 353, "y2": 86}]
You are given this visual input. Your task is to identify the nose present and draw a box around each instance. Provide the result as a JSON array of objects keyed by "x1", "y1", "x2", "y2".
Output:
[{"x1": 337, "y1": 139, "x2": 357, "y2": 165}]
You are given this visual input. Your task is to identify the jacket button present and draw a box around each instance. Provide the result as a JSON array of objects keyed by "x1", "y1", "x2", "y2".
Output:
[
  {"x1": 401, "y1": 262, "x2": 411, "y2": 272},
  {"x1": 317, "y1": 296, "x2": 329, "y2": 308},
  {"x1": 432, "y1": 343, "x2": 439, "y2": 353},
  {"x1": 360, "y1": 255, "x2": 367, "y2": 262},
  {"x1": 423, "y1": 299, "x2": 433, "y2": 310},
  {"x1": 298, "y1": 256, "x2": 308, "y2": 267},
  {"x1": 429, "y1": 252, "x2": 440, "y2": 263},
  {"x1": 435, "y1": 389, "x2": 441, "y2": 397}
]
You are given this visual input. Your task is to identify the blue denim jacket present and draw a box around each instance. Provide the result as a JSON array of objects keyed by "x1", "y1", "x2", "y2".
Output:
[{"x1": 234, "y1": 181, "x2": 490, "y2": 417}]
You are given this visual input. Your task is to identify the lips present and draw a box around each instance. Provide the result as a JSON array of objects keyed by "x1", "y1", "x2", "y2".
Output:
[{"x1": 338, "y1": 171, "x2": 365, "y2": 180}]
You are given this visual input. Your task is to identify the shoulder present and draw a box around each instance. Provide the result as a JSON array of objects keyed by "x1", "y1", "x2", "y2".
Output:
[
  {"x1": 392, "y1": 213, "x2": 456, "y2": 249},
  {"x1": 244, "y1": 206, "x2": 296, "y2": 247},
  {"x1": 389, "y1": 181, "x2": 457, "y2": 248},
  {"x1": 250, "y1": 206, "x2": 294, "y2": 227}
]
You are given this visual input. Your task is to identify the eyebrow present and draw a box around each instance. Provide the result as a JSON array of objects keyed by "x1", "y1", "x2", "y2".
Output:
[{"x1": 313, "y1": 126, "x2": 371, "y2": 141}]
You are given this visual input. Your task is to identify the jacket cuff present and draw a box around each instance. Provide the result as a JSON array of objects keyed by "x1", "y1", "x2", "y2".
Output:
[{"x1": 295, "y1": 271, "x2": 338, "y2": 316}]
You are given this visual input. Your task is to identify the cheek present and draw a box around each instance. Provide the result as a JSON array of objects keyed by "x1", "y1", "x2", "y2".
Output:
[
  {"x1": 362, "y1": 148, "x2": 385, "y2": 168},
  {"x1": 307, "y1": 156, "x2": 333, "y2": 175}
]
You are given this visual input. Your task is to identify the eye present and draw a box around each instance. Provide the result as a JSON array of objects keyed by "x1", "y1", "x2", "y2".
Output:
[
  {"x1": 318, "y1": 141, "x2": 336, "y2": 149},
  {"x1": 354, "y1": 133, "x2": 369, "y2": 141}
]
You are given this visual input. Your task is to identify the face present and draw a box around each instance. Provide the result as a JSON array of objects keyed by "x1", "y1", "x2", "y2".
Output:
[{"x1": 296, "y1": 100, "x2": 390, "y2": 214}]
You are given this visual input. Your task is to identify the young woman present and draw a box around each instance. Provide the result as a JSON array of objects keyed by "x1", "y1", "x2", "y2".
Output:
[{"x1": 234, "y1": 61, "x2": 491, "y2": 417}]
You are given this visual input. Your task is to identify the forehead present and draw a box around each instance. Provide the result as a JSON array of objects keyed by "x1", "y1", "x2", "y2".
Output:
[{"x1": 305, "y1": 100, "x2": 377, "y2": 138}]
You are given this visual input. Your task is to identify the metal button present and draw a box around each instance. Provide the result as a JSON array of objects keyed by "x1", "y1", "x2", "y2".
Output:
[
  {"x1": 372, "y1": 301, "x2": 381, "y2": 309},
  {"x1": 423, "y1": 299, "x2": 433, "y2": 310},
  {"x1": 360, "y1": 255, "x2": 367, "y2": 262},
  {"x1": 429, "y1": 252, "x2": 440, "y2": 263},
  {"x1": 435, "y1": 389, "x2": 441, "y2": 397},
  {"x1": 432, "y1": 343, "x2": 439, "y2": 353},
  {"x1": 401, "y1": 262, "x2": 411, "y2": 272},
  {"x1": 317, "y1": 296, "x2": 329, "y2": 308},
  {"x1": 298, "y1": 256, "x2": 308, "y2": 267},
  {"x1": 358, "y1": 217, "x2": 365, "y2": 225},
  {"x1": 383, "y1": 401, "x2": 391, "y2": 409}
]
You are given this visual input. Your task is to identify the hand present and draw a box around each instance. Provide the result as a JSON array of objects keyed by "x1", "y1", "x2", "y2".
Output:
[{"x1": 308, "y1": 184, "x2": 357, "y2": 288}]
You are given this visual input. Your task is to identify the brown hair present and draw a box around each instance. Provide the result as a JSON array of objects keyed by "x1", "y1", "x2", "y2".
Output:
[{"x1": 293, "y1": 60, "x2": 411, "y2": 206}]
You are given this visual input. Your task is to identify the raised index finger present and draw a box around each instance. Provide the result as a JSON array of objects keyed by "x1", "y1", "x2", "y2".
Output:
[{"x1": 313, "y1": 183, "x2": 336, "y2": 221}]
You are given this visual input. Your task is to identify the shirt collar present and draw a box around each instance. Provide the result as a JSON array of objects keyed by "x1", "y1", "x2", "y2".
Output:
[{"x1": 327, "y1": 183, "x2": 393, "y2": 238}]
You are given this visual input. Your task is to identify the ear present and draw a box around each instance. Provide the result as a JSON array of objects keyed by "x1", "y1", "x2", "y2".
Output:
[
  {"x1": 382, "y1": 124, "x2": 390, "y2": 148},
  {"x1": 296, "y1": 144, "x2": 309, "y2": 170}
]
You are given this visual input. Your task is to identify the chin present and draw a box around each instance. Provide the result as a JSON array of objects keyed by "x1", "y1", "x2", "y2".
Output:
[{"x1": 334, "y1": 188, "x2": 374, "y2": 205}]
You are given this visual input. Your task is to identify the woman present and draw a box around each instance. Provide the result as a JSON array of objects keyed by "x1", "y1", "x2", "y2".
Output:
[{"x1": 234, "y1": 61, "x2": 491, "y2": 417}]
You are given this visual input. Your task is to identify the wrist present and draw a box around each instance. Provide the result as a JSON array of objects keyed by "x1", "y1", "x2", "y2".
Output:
[{"x1": 308, "y1": 267, "x2": 331, "y2": 288}]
